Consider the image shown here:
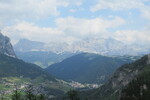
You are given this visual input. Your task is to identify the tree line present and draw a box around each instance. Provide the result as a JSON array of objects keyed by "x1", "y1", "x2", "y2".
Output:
[
  {"x1": 0, "y1": 85, "x2": 81, "y2": 100},
  {"x1": 0, "y1": 85, "x2": 45, "y2": 100}
]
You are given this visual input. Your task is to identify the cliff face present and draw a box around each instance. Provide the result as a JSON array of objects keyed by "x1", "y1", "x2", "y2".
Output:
[
  {"x1": 0, "y1": 33, "x2": 16, "y2": 58},
  {"x1": 99, "y1": 55, "x2": 150, "y2": 99},
  {"x1": 119, "y1": 55, "x2": 150, "y2": 100},
  {"x1": 119, "y1": 68, "x2": 150, "y2": 100},
  {"x1": 110, "y1": 54, "x2": 150, "y2": 89}
]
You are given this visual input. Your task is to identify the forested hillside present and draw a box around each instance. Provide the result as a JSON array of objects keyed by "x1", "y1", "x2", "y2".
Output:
[
  {"x1": 120, "y1": 64, "x2": 150, "y2": 100},
  {"x1": 46, "y1": 53, "x2": 136, "y2": 84},
  {"x1": 77, "y1": 54, "x2": 150, "y2": 100}
]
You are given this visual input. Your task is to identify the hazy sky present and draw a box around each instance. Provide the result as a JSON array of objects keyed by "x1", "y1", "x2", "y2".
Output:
[{"x1": 0, "y1": 0, "x2": 150, "y2": 44}]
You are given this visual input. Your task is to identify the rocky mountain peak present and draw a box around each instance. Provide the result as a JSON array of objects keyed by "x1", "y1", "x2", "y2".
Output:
[{"x1": 0, "y1": 32, "x2": 17, "y2": 58}]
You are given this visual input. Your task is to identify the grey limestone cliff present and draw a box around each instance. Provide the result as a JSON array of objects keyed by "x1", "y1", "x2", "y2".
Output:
[{"x1": 0, "y1": 32, "x2": 17, "y2": 58}]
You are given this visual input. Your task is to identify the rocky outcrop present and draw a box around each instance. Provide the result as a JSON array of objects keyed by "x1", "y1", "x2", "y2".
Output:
[
  {"x1": 0, "y1": 33, "x2": 16, "y2": 58},
  {"x1": 119, "y1": 55, "x2": 150, "y2": 100},
  {"x1": 100, "y1": 55, "x2": 150, "y2": 98}
]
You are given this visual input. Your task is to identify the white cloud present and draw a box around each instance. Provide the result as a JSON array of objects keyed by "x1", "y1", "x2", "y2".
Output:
[
  {"x1": 65, "y1": 0, "x2": 84, "y2": 6},
  {"x1": 91, "y1": 0, "x2": 142, "y2": 11},
  {"x1": 91, "y1": 0, "x2": 150, "y2": 20},
  {"x1": 114, "y1": 29, "x2": 150, "y2": 44},
  {"x1": 2, "y1": 16, "x2": 125, "y2": 44},
  {"x1": 75, "y1": 1, "x2": 83, "y2": 6},
  {"x1": 2, "y1": 21, "x2": 63, "y2": 44},
  {"x1": 0, "y1": 0, "x2": 66, "y2": 19},
  {"x1": 2, "y1": 16, "x2": 150, "y2": 45},
  {"x1": 140, "y1": 6, "x2": 150, "y2": 20},
  {"x1": 0, "y1": 0, "x2": 149, "y2": 46},
  {"x1": 69, "y1": 9, "x2": 77, "y2": 13},
  {"x1": 56, "y1": 16, "x2": 125, "y2": 38},
  {"x1": 0, "y1": 0, "x2": 85, "y2": 27}
]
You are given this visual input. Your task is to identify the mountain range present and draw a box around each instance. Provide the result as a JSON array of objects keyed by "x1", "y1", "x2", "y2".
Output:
[
  {"x1": 14, "y1": 38, "x2": 150, "y2": 56},
  {"x1": 1, "y1": 32, "x2": 150, "y2": 100}
]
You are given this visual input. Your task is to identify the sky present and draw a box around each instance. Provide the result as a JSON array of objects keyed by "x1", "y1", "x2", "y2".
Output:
[{"x1": 0, "y1": 0, "x2": 150, "y2": 45}]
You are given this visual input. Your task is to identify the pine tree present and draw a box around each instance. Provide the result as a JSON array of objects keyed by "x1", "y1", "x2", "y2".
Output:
[
  {"x1": 11, "y1": 85, "x2": 22, "y2": 100},
  {"x1": 25, "y1": 85, "x2": 36, "y2": 100},
  {"x1": 66, "y1": 90, "x2": 80, "y2": 100},
  {"x1": 0, "y1": 90, "x2": 5, "y2": 100}
]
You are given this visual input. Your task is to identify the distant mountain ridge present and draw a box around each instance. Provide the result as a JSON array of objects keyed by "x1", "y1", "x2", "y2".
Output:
[
  {"x1": 14, "y1": 38, "x2": 150, "y2": 56},
  {"x1": 0, "y1": 32, "x2": 16, "y2": 57},
  {"x1": 46, "y1": 53, "x2": 138, "y2": 84},
  {"x1": 14, "y1": 38, "x2": 45, "y2": 52},
  {"x1": 15, "y1": 51, "x2": 76, "y2": 68}
]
